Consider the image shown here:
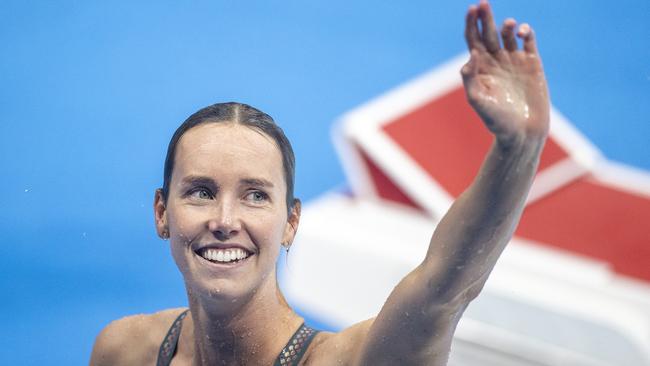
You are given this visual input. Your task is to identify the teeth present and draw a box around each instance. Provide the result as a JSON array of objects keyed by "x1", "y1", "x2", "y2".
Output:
[{"x1": 201, "y1": 248, "x2": 249, "y2": 263}]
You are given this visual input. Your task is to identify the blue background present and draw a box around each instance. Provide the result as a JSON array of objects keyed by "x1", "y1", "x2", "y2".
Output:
[{"x1": 1, "y1": 1, "x2": 648, "y2": 364}]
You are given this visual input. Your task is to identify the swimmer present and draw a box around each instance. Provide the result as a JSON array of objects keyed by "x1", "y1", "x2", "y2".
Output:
[{"x1": 90, "y1": 1, "x2": 549, "y2": 365}]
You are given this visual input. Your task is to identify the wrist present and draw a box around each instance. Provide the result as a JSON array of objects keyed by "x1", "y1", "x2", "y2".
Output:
[{"x1": 495, "y1": 130, "x2": 547, "y2": 156}]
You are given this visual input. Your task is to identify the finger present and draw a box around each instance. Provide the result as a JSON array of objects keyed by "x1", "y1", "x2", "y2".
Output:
[
  {"x1": 517, "y1": 23, "x2": 538, "y2": 54},
  {"x1": 478, "y1": 0, "x2": 500, "y2": 53},
  {"x1": 460, "y1": 50, "x2": 480, "y2": 90},
  {"x1": 461, "y1": 51, "x2": 484, "y2": 108},
  {"x1": 500, "y1": 18, "x2": 518, "y2": 51},
  {"x1": 464, "y1": 5, "x2": 485, "y2": 51}
]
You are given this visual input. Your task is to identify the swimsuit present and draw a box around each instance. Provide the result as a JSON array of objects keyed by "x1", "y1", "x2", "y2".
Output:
[{"x1": 156, "y1": 309, "x2": 320, "y2": 366}]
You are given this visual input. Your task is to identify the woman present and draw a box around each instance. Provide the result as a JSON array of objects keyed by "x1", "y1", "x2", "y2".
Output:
[{"x1": 90, "y1": 1, "x2": 549, "y2": 365}]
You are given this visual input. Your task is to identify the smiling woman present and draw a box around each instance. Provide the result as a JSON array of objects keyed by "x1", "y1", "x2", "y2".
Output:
[{"x1": 89, "y1": 1, "x2": 550, "y2": 365}]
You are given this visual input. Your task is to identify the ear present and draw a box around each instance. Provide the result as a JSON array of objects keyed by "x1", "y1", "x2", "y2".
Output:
[
  {"x1": 282, "y1": 199, "x2": 301, "y2": 246},
  {"x1": 154, "y1": 189, "x2": 169, "y2": 239}
]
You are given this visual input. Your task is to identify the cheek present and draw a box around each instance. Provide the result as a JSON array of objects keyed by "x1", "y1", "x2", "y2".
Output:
[
  {"x1": 168, "y1": 206, "x2": 204, "y2": 240},
  {"x1": 170, "y1": 243, "x2": 188, "y2": 270},
  {"x1": 247, "y1": 213, "x2": 287, "y2": 248}
]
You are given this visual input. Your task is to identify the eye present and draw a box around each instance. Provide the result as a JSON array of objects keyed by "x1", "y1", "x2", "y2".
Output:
[
  {"x1": 188, "y1": 187, "x2": 213, "y2": 200},
  {"x1": 245, "y1": 190, "x2": 268, "y2": 203}
]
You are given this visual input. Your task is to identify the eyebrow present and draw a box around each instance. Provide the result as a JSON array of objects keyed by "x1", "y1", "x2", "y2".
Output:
[
  {"x1": 180, "y1": 175, "x2": 274, "y2": 188},
  {"x1": 181, "y1": 175, "x2": 216, "y2": 187},
  {"x1": 240, "y1": 178, "x2": 274, "y2": 188}
]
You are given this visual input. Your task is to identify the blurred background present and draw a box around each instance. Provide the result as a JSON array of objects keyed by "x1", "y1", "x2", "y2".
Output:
[{"x1": 1, "y1": 0, "x2": 649, "y2": 365}]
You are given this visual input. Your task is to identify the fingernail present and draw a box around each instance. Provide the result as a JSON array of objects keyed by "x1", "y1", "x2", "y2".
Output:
[{"x1": 519, "y1": 24, "x2": 530, "y2": 35}]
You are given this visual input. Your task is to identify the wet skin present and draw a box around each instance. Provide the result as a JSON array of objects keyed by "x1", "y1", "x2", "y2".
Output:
[
  {"x1": 160, "y1": 123, "x2": 295, "y2": 305},
  {"x1": 154, "y1": 123, "x2": 305, "y2": 365},
  {"x1": 90, "y1": 1, "x2": 550, "y2": 365}
]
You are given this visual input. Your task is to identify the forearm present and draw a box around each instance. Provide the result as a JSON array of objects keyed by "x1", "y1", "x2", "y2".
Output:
[{"x1": 421, "y1": 134, "x2": 546, "y2": 305}]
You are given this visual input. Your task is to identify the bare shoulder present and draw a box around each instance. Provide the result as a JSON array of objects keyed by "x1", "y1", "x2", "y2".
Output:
[
  {"x1": 302, "y1": 318, "x2": 375, "y2": 366},
  {"x1": 89, "y1": 308, "x2": 187, "y2": 366}
]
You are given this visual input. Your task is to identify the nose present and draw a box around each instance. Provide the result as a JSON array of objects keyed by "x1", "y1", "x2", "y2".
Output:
[{"x1": 207, "y1": 198, "x2": 241, "y2": 241}]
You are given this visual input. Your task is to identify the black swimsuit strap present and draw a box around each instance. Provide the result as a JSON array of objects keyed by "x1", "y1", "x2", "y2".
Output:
[
  {"x1": 156, "y1": 310, "x2": 320, "y2": 366},
  {"x1": 156, "y1": 309, "x2": 190, "y2": 366},
  {"x1": 273, "y1": 323, "x2": 320, "y2": 366}
]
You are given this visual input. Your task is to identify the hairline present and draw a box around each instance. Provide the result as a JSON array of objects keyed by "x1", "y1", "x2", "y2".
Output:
[{"x1": 161, "y1": 104, "x2": 296, "y2": 215}]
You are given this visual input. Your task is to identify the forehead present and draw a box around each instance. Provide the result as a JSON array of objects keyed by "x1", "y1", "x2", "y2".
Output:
[{"x1": 173, "y1": 123, "x2": 285, "y2": 186}]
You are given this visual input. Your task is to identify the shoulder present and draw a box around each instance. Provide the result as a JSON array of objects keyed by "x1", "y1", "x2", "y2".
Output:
[
  {"x1": 301, "y1": 318, "x2": 375, "y2": 366},
  {"x1": 89, "y1": 308, "x2": 187, "y2": 366}
]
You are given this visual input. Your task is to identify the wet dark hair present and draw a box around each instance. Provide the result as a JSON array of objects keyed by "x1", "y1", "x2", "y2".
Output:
[{"x1": 161, "y1": 102, "x2": 296, "y2": 214}]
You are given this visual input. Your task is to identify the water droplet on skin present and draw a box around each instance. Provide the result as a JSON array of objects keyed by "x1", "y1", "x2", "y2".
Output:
[{"x1": 209, "y1": 288, "x2": 222, "y2": 297}]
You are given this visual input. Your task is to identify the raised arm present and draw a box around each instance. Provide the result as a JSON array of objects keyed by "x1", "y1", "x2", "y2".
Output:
[
  {"x1": 423, "y1": 0, "x2": 549, "y2": 306},
  {"x1": 353, "y1": 1, "x2": 549, "y2": 364}
]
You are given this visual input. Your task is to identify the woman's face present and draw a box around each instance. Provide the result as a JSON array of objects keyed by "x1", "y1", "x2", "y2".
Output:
[{"x1": 155, "y1": 123, "x2": 299, "y2": 301}]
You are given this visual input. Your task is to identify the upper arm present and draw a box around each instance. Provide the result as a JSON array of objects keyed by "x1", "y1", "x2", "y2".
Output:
[
  {"x1": 89, "y1": 320, "x2": 127, "y2": 366},
  {"x1": 351, "y1": 266, "x2": 471, "y2": 366},
  {"x1": 312, "y1": 266, "x2": 470, "y2": 366},
  {"x1": 89, "y1": 314, "x2": 161, "y2": 366}
]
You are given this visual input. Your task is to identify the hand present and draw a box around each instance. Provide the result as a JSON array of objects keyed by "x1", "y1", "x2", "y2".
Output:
[{"x1": 462, "y1": 0, "x2": 550, "y2": 145}]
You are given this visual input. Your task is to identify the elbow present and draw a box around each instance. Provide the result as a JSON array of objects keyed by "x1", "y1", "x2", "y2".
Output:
[
  {"x1": 422, "y1": 264, "x2": 490, "y2": 311},
  {"x1": 448, "y1": 279, "x2": 486, "y2": 307}
]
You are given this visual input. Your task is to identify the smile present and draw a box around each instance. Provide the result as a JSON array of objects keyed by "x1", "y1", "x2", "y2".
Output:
[{"x1": 195, "y1": 247, "x2": 252, "y2": 265}]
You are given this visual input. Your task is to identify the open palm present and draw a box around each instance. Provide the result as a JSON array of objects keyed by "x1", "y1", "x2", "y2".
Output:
[{"x1": 462, "y1": 1, "x2": 550, "y2": 144}]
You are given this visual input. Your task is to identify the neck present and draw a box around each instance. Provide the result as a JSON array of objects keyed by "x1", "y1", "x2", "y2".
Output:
[{"x1": 182, "y1": 273, "x2": 303, "y2": 366}]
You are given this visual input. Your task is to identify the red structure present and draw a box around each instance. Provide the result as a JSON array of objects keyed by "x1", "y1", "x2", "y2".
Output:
[{"x1": 336, "y1": 54, "x2": 650, "y2": 284}]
